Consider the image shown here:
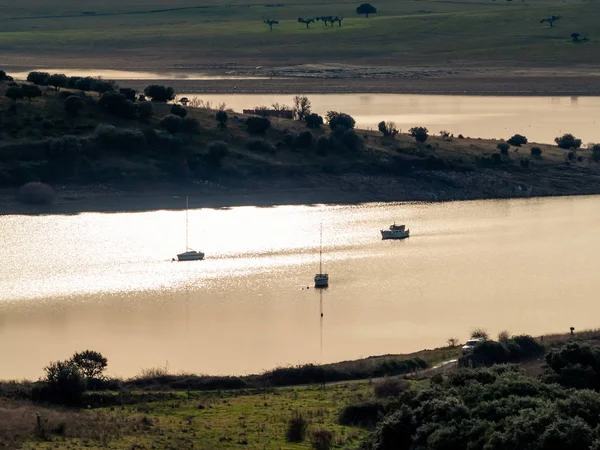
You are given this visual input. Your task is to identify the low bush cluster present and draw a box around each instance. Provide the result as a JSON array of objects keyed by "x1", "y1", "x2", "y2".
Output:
[{"x1": 461, "y1": 335, "x2": 544, "y2": 367}]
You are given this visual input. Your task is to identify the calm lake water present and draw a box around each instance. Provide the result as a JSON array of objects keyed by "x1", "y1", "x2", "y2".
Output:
[
  {"x1": 1, "y1": 196, "x2": 599, "y2": 379},
  {"x1": 186, "y1": 93, "x2": 600, "y2": 145}
]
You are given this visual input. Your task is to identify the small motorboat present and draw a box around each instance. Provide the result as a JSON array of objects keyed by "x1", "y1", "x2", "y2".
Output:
[
  {"x1": 381, "y1": 223, "x2": 410, "y2": 240},
  {"x1": 177, "y1": 250, "x2": 205, "y2": 261}
]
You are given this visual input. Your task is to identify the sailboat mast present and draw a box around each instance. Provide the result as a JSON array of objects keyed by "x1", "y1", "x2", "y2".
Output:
[
  {"x1": 185, "y1": 196, "x2": 189, "y2": 251},
  {"x1": 319, "y1": 223, "x2": 323, "y2": 274}
]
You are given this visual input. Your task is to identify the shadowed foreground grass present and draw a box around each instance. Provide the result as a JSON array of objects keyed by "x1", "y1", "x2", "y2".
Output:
[{"x1": 4, "y1": 382, "x2": 379, "y2": 449}]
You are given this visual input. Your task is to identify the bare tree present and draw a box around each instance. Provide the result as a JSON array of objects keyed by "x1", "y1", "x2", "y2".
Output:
[
  {"x1": 263, "y1": 19, "x2": 279, "y2": 31},
  {"x1": 447, "y1": 337, "x2": 460, "y2": 348},
  {"x1": 540, "y1": 15, "x2": 560, "y2": 27},
  {"x1": 292, "y1": 95, "x2": 312, "y2": 121}
]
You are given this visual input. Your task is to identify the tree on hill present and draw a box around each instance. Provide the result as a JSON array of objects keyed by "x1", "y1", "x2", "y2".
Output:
[
  {"x1": 292, "y1": 95, "x2": 312, "y2": 121},
  {"x1": 144, "y1": 85, "x2": 175, "y2": 103},
  {"x1": 5, "y1": 86, "x2": 24, "y2": 104},
  {"x1": 0, "y1": 70, "x2": 10, "y2": 81},
  {"x1": 46, "y1": 73, "x2": 68, "y2": 91},
  {"x1": 409, "y1": 126, "x2": 429, "y2": 143},
  {"x1": 27, "y1": 71, "x2": 49, "y2": 85},
  {"x1": 264, "y1": 19, "x2": 279, "y2": 31},
  {"x1": 356, "y1": 3, "x2": 377, "y2": 18},
  {"x1": 70, "y1": 350, "x2": 108, "y2": 380},
  {"x1": 21, "y1": 84, "x2": 43, "y2": 101},
  {"x1": 333, "y1": 16, "x2": 344, "y2": 26},
  {"x1": 160, "y1": 114, "x2": 183, "y2": 134},
  {"x1": 64, "y1": 95, "x2": 85, "y2": 117},
  {"x1": 216, "y1": 110, "x2": 229, "y2": 129},
  {"x1": 297, "y1": 17, "x2": 315, "y2": 28},
  {"x1": 378, "y1": 121, "x2": 399, "y2": 137},
  {"x1": 540, "y1": 15, "x2": 560, "y2": 27}
]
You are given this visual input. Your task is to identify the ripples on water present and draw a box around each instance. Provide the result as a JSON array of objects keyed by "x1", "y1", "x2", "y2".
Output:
[{"x1": 1, "y1": 198, "x2": 600, "y2": 379}]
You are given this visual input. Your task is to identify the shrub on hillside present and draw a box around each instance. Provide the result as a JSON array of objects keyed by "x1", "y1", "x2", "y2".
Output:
[
  {"x1": 545, "y1": 343, "x2": 600, "y2": 390},
  {"x1": 181, "y1": 116, "x2": 200, "y2": 134},
  {"x1": 21, "y1": 84, "x2": 42, "y2": 101},
  {"x1": 591, "y1": 144, "x2": 600, "y2": 162},
  {"x1": 94, "y1": 124, "x2": 147, "y2": 152},
  {"x1": 531, "y1": 147, "x2": 542, "y2": 157},
  {"x1": 497, "y1": 142, "x2": 510, "y2": 155},
  {"x1": 137, "y1": 101, "x2": 154, "y2": 121},
  {"x1": 48, "y1": 135, "x2": 82, "y2": 161},
  {"x1": 98, "y1": 92, "x2": 136, "y2": 119},
  {"x1": 465, "y1": 335, "x2": 544, "y2": 367},
  {"x1": 311, "y1": 429, "x2": 334, "y2": 450},
  {"x1": 64, "y1": 95, "x2": 85, "y2": 117},
  {"x1": 378, "y1": 121, "x2": 399, "y2": 137},
  {"x1": 170, "y1": 104, "x2": 188, "y2": 118},
  {"x1": 409, "y1": 126, "x2": 429, "y2": 143},
  {"x1": 246, "y1": 139, "x2": 275, "y2": 154},
  {"x1": 43, "y1": 360, "x2": 86, "y2": 405},
  {"x1": 144, "y1": 85, "x2": 175, "y2": 103},
  {"x1": 555, "y1": 133, "x2": 582, "y2": 149},
  {"x1": 119, "y1": 88, "x2": 136, "y2": 101},
  {"x1": 507, "y1": 134, "x2": 528, "y2": 146},
  {"x1": 45, "y1": 73, "x2": 68, "y2": 91},
  {"x1": 286, "y1": 411, "x2": 308, "y2": 442},
  {"x1": 27, "y1": 71, "x2": 50, "y2": 85},
  {"x1": 340, "y1": 129, "x2": 364, "y2": 152},
  {"x1": 328, "y1": 113, "x2": 355, "y2": 131},
  {"x1": 246, "y1": 116, "x2": 271, "y2": 134},
  {"x1": 160, "y1": 114, "x2": 183, "y2": 134},
  {"x1": 71, "y1": 350, "x2": 108, "y2": 380},
  {"x1": 18, "y1": 182, "x2": 56, "y2": 205},
  {"x1": 339, "y1": 401, "x2": 386, "y2": 428},
  {"x1": 305, "y1": 113, "x2": 324, "y2": 129},
  {"x1": 374, "y1": 378, "x2": 410, "y2": 398},
  {"x1": 216, "y1": 110, "x2": 228, "y2": 128},
  {"x1": 5, "y1": 86, "x2": 24, "y2": 103}
]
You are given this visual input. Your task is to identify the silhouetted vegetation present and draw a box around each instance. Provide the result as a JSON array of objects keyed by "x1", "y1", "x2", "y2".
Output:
[
  {"x1": 286, "y1": 411, "x2": 308, "y2": 442},
  {"x1": 293, "y1": 95, "x2": 312, "y2": 121},
  {"x1": 540, "y1": 15, "x2": 561, "y2": 27},
  {"x1": 160, "y1": 114, "x2": 183, "y2": 134},
  {"x1": 264, "y1": 19, "x2": 279, "y2": 31},
  {"x1": 46, "y1": 74, "x2": 68, "y2": 92},
  {"x1": 378, "y1": 121, "x2": 399, "y2": 137},
  {"x1": 374, "y1": 378, "x2": 410, "y2": 398},
  {"x1": 64, "y1": 95, "x2": 85, "y2": 117},
  {"x1": 137, "y1": 101, "x2": 154, "y2": 121},
  {"x1": 143, "y1": 85, "x2": 175, "y2": 103},
  {"x1": 305, "y1": 113, "x2": 324, "y2": 129},
  {"x1": 311, "y1": 429, "x2": 334, "y2": 450},
  {"x1": 460, "y1": 335, "x2": 544, "y2": 367},
  {"x1": 507, "y1": 134, "x2": 528, "y2": 146},
  {"x1": 555, "y1": 133, "x2": 582, "y2": 149},
  {"x1": 170, "y1": 104, "x2": 188, "y2": 118},
  {"x1": 297, "y1": 17, "x2": 315, "y2": 28},
  {"x1": 409, "y1": 126, "x2": 429, "y2": 143},
  {"x1": 27, "y1": 71, "x2": 50, "y2": 85},
  {"x1": 356, "y1": 3, "x2": 377, "y2": 17},
  {"x1": 216, "y1": 110, "x2": 228, "y2": 128},
  {"x1": 497, "y1": 142, "x2": 510, "y2": 155},
  {"x1": 531, "y1": 147, "x2": 543, "y2": 157},
  {"x1": 246, "y1": 116, "x2": 271, "y2": 134},
  {"x1": 328, "y1": 112, "x2": 356, "y2": 131}
]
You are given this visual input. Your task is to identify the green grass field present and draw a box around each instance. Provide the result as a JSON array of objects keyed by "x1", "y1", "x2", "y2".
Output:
[{"x1": 0, "y1": 0, "x2": 598, "y2": 68}]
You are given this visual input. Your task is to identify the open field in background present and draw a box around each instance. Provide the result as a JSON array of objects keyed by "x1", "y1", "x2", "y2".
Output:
[{"x1": 0, "y1": 0, "x2": 599, "y2": 69}]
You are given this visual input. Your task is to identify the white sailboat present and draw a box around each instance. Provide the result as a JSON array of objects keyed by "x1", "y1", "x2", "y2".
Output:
[
  {"x1": 176, "y1": 196, "x2": 205, "y2": 261},
  {"x1": 314, "y1": 223, "x2": 329, "y2": 288}
]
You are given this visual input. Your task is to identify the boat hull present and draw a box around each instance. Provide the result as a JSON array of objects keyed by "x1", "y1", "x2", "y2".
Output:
[
  {"x1": 314, "y1": 274, "x2": 329, "y2": 288},
  {"x1": 177, "y1": 251, "x2": 205, "y2": 261},
  {"x1": 381, "y1": 230, "x2": 410, "y2": 240}
]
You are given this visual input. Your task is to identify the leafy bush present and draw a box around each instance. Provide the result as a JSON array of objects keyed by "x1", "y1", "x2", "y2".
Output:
[
  {"x1": 296, "y1": 130, "x2": 314, "y2": 148},
  {"x1": 555, "y1": 133, "x2": 582, "y2": 149},
  {"x1": 591, "y1": 144, "x2": 600, "y2": 162},
  {"x1": 378, "y1": 121, "x2": 399, "y2": 137},
  {"x1": 497, "y1": 142, "x2": 510, "y2": 155},
  {"x1": 170, "y1": 104, "x2": 188, "y2": 118},
  {"x1": 340, "y1": 129, "x2": 364, "y2": 152},
  {"x1": 531, "y1": 147, "x2": 542, "y2": 157},
  {"x1": 546, "y1": 343, "x2": 600, "y2": 390},
  {"x1": 64, "y1": 95, "x2": 85, "y2": 116},
  {"x1": 5, "y1": 86, "x2": 24, "y2": 102},
  {"x1": 328, "y1": 113, "x2": 355, "y2": 131},
  {"x1": 18, "y1": 182, "x2": 55, "y2": 205},
  {"x1": 507, "y1": 134, "x2": 528, "y2": 146},
  {"x1": 27, "y1": 71, "x2": 50, "y2": 85},
  {"x1": 374, "y1": 378, "x2": 410, "y2": 398},
  {"x1": 45, "y1": 73, "x2": 68, "y2": 91},
  {"x1": 339, "y1": 401, "x2": 386, "y2": 428},
  {"x1": 311, "y1": 429, "x2": 333, "y2": 450},
  {"x1": 98, "y1": 92, "x2": 136, "y2": 118},
  {"x1": 465, "y1": 335, "x2": 544, "y2": 367},
  {"x1": 43, "y1": 360, "x2": 86, "y2": 405},
  {"x1": 409, "y1": 127, "x2": 429, "y2": 143},
  {"x1": 160, "y1": 114, "x2": 183, "y2": 134},
  {"x1": 216, "y1": 110, "x2": 228, "y2": 128},
  {"x1": 471, "y1": 328, "x2": 489, "y2": 340},
  {"x1": 94, "y1": 124, "x2": 147, "y2": 153},
  {"x1": 119, "y1": 88, "x2": 136, "y2": 101},
  {"x1": 21, "y1": 84, "x2": 43, "y2": 101},
  {"x1": 305, "y1": 113, "x2": 323, "y2": 129},
  {"x1": 71, "y1": 350, "x2": 108, "y2": 380},
  {"x1": 246, "y1": 116, "x2": 271, "y2": 134},
  {"x1": 286, "y1": 411, "x2": 308, "y2": 442},
  {"x1": 0, "y1": 70, "x2": 9, "y2": 80},
  {"x1": 137, "y1": 101, "x2": 154, "y2": 120},
  {"x1": 181, "y1": 116, "x2": 200, "y2": 134},
  {"x1": 143, "y1": 85, "x2": 175, "y2": 102}
]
